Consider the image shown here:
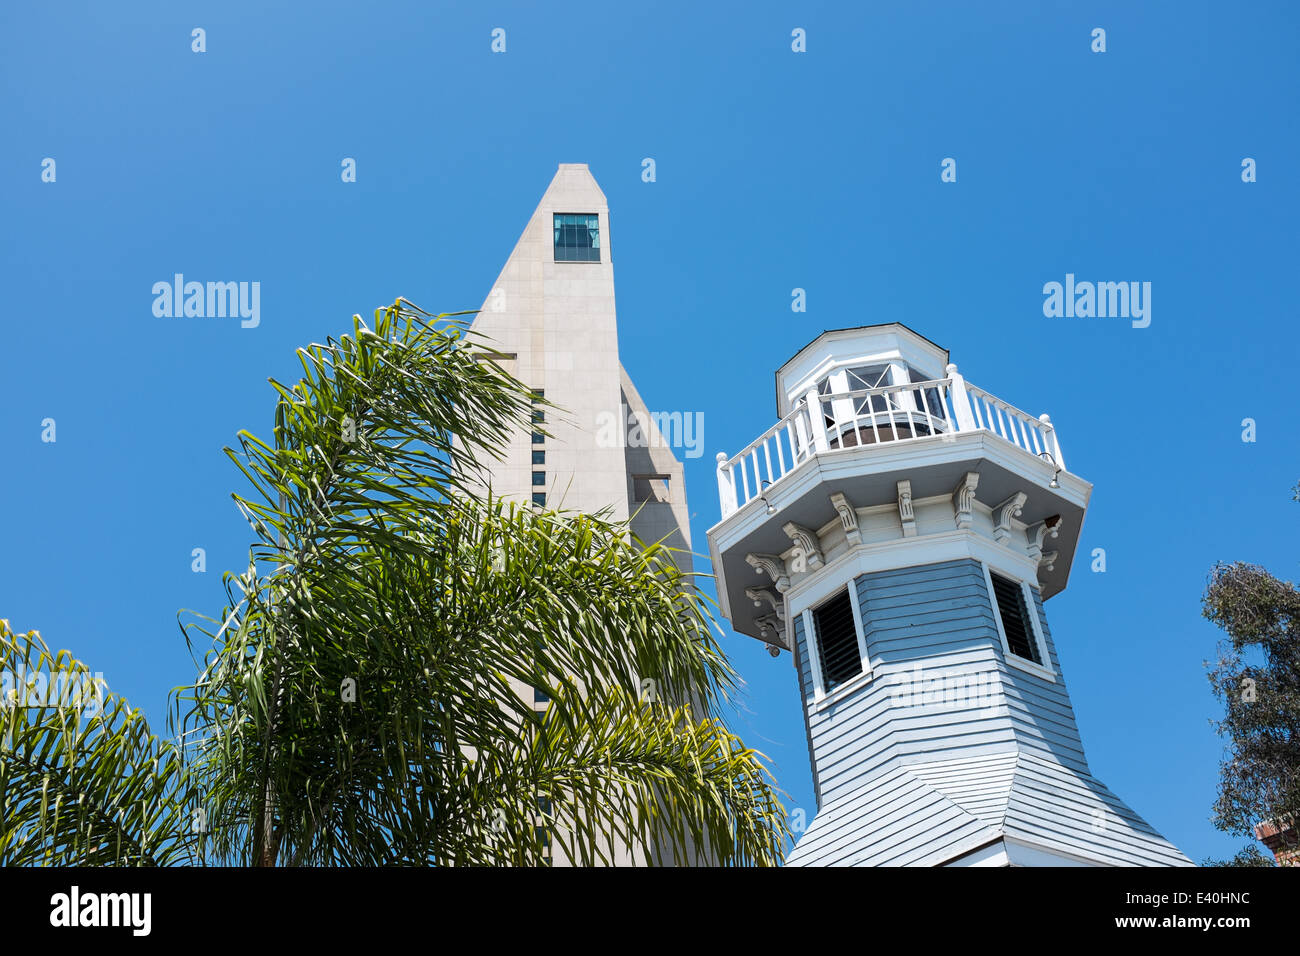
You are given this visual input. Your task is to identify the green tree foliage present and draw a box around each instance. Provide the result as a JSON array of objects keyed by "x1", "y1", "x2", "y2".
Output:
[
  {"x1": 0, "y1": 622, "x2": 198, "y2": 866},
  {"x1": 1201, "y1": 844, "x2": 1274, "y2": 868},
  {"x1": 3, "y1": 300, "x2": 789, "y2": 867},
  {"x1": 1201, "y1": 484, "x2": 1300, "y2": 867}
]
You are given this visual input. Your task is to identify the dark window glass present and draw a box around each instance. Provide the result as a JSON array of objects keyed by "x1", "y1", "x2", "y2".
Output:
[
  {"x1": 531, "y1": 431, "x2": 544, "y2": 445},
  {"x1": 532, "y1": 492, "x2": 546, "y2": 507},
  {"x1": 531, "y1": 389, "x2": 544, "y2": 402},
  {"x1": 816, "y1": 376, "x2": 835, "y2": 428},
  {"x1": 908, "y1": 366, "x2": 946, "y2": 420},
  {"x1": 846, "y1": 365, "x2": 893, "y2": 414},
  {"x1": 813, "y1": 590, "x2": 862, "y2": 691},
  {"x1": 532, "y1": 450, "x2": 545, "y2": 465},
  {"x1": 991, "y1": 573, "x2": 1041, "y2": 665},
  {"x1": 533, "y1": 685, "x2": 549, "y2": 703},
  {"x1": 532, "y1": 471, "x2": 546, "y2": 486},
  {"x1": 553, "y1": 213, "x2": 601, "y2": 262},
  {"x1": 633, "y1": 475, "x2": 670, "y2": 503},
  {"x1": 532, "y1": 410, "x2": 545, "y2": 423}
]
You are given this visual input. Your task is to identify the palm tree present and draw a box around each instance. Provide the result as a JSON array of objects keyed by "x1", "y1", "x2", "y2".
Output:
[
  {"x1": 2, "y1": 299, "x2": 789, "y2": 866},
  {"x1": 0, "y1": 621, "x2": 198, "y2": 866}
]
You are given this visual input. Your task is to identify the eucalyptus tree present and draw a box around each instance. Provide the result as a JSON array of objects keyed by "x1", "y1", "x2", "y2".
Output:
[
  {"x1": 1201, "y1": 483, "x2": 1300, "y2": 867},
  {"x1": 2, "y1": 300, "x2": 789, "y2": 866}
]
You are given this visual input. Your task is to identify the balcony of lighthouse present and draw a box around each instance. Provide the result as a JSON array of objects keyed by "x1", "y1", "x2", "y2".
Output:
[{"x1": 706, "y1": 324, "x2": 1092, "y2": 646}]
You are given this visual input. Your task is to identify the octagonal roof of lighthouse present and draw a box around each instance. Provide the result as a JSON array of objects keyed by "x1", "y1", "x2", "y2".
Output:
[{"x1": 775, "y1": 324, "x2": 950, "y2": 418}]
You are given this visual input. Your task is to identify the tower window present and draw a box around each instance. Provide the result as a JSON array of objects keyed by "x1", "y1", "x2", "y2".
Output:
[
  {"x1": 532, "y1": 492, "x2": 546, "y2": 507},
  {"x1": 554, "y1": 213, "x2": 600, "y2": 262},
  {"x1": 532, "y1": 450, "x2": 545, "y2": 465},
  {"x1": 633, "y1": 475, "x2": 671, "y2": 503},
  {"x1": 845, "y1": 364, "x2": 893, "y2": 414},
  {"x1": 532, "y1": 431, "x2": 545, "y2": 445},
  {"x1": 812, "y1": 590, "x2": 862, "y2": 692},
  {"x1": 532, "y1": 471, "x2": 546, "y2": 486},
  {"x1": 990, "y1": 572, "x2": 1042, "y2": 665}
]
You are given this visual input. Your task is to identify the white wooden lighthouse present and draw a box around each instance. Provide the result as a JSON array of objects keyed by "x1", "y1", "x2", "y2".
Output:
[{"x1": 708, "y1": 325, "x2": 1190, "y2": 866}]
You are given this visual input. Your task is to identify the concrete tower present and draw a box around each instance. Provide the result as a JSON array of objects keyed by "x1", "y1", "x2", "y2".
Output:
[
  {"x1": 470, "y1": 164, "x2": 690, "y2": 566},
  {"x1": 707, "y1": 325, "x2": 1190, "y2": 866},
  {"x1": 469, "y1": 164, "x2": 693, "y2": 865}
]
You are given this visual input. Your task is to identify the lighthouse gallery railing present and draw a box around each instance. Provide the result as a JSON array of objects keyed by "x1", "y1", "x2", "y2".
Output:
[{"x1": 715, "y1": 367, "x2": 1065, "y2": 518}]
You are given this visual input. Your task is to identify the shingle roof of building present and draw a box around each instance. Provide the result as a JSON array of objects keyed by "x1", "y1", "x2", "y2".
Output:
[{"x1": 786, "y1": 749, "x2": 1192, "y2": 867}]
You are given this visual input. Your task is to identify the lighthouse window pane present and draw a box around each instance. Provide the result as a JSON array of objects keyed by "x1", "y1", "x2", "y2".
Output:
[
  {"x1": 846, "y1": 365, "x2": 892, "y2": 414},
  {"x1": 991, "y1": 573, "x2": 1041, "y2": 665},
  {"x1": 908, "y1": 366, "x2": 946, "y2": 420},
  {"x1": 813, "y1": 589, "x2": 862, "y2": 691},
  {"x1": 816, "y1": 376, "x2": 836, "y2": 428}
]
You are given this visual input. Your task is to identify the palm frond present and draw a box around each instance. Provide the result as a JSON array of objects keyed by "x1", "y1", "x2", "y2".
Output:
[
  {"x1": 0, "y1": 621, "x2": 198, "y2": 866},
  {"x1": 170, "y1": 299, "x2": 789, "y2": 866}
]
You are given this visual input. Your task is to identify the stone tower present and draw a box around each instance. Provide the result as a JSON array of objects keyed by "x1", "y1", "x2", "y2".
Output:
[{"x1": 469, "y1": 164, "x2": 693, "y2": 864}]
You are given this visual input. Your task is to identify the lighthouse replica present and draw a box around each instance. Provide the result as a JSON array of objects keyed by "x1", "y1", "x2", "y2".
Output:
[{"x1": 708, "y1": 324, "x2": 1190, "y2": 866}]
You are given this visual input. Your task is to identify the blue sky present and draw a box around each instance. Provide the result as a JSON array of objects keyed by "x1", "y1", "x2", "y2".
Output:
[{"x1": 2, "y1": 1, "x2": 1296, "y2": 864}]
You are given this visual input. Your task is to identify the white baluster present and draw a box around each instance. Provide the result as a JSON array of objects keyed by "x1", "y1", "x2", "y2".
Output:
[
  {"x1": 1040, "y1": 413, "x2": 1065, "y2": 471},
  {"x1": 946, "y1": 364, "x2": 978, "y2": 433},
  {"x1": 716, "y1": 452, "x2": 737, "y2": 516},
  {"x1": 806, "y1": 389, "x2": 829, "y2": 453}
]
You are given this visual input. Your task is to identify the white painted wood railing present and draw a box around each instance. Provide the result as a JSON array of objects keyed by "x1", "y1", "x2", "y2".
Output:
[{"x1": 716, "y1": 364, "x2": 1065, "y2": 518}]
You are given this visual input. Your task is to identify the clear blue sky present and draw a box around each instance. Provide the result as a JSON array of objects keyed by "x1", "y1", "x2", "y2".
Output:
[{"x1": 2, "y1": 1, "x2": 1296, "y2": 864}]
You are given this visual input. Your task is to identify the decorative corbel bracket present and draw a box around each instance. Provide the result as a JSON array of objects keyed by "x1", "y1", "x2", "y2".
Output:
[
  {"x1": 1039, "y1": 551, "x2": 1058, "y2": 573},
  {"x1": 745, "y1": 586, "x2": 785, "y2": 620},
  {"x1": 829, "y1": 492, "x2": 861, "y2": 546},
  {"x1": 755, "y1": 613, "x2": 789, "y2": 649},
  {"x1": 1026, "y1": 516, "x2": 1062, "y2": 566},
  {"x1": 897, "y1": 480, "x2": 916, "y2": 538},
  {"x1": 993, "y1": 492, "x2": 1028, "y2": 544},
  {"x1": 745, "y1": 552, "x2": 790, "y2": 593},
  {"x1": 783, "y1": 522, "x2": 824, "y2": 572},
  {"x1": 952, "y1": 472, "x2": 980, "y2": 530}
]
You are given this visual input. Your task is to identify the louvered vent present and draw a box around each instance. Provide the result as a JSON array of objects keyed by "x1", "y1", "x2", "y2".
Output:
[
  {"x1": 813, "y1": 590, "x2": 862, "y2": 691},
  {"x1": 991, "y1": 572, "x2": 1041, "y2": 664}
]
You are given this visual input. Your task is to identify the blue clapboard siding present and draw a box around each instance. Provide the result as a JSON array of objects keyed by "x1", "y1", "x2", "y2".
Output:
[
  {"x1": 786, "y1": 557, "x2": 1190, "y2": 866},
  {"x1": 800, "y1": 559, "x2": 1091, "y2": 805},
  {"x1": 810, "y1": 559, "x2": 1012, "y2": 804}
]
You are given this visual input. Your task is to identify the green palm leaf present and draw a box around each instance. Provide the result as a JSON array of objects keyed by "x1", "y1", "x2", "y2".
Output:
[{"x1": 0, "y1": 621, "x2": 198, "y2": 866}]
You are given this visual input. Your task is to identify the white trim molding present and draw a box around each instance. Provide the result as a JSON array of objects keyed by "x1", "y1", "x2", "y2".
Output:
[
  {"x1": 786, "y1": 528, "x2": 1041, "y2": 616},
  {"x1": 801, "y1": 608, "x2": 824, "y2": 698}
]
